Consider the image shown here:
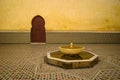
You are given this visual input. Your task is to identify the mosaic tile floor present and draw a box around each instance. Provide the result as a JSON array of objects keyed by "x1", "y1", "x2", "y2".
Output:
[{"x1": 0, "y1": 44, "x2": 120, "y2": 80}]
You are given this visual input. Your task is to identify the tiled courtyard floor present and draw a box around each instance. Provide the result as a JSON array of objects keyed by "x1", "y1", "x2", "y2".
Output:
[{"x1": 0, "y1": 44, "x2": 120, "y2": 80}]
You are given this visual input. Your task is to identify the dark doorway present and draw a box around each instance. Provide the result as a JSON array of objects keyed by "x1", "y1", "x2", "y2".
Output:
[{"x1": 31, "y1": 15, "x2": 46, "y2": 43}]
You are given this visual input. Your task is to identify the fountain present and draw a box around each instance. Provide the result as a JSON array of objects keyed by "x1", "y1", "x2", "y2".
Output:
[{"x1": 45, "y1": 43, "x2": 99, "y2": 69}]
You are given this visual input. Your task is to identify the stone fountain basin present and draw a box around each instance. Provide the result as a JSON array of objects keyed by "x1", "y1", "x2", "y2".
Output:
[{"x1": 45, "y1": 50, "x2": 99, "y2": 69}]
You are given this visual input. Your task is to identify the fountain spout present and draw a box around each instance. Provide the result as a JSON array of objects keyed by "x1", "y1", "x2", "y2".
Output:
[{"x1": 70, "y1": 42, "x2": 73, "y2": 48}]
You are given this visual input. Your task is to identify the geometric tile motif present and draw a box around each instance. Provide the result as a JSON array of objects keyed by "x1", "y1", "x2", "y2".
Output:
[
  {"x1": 107, "y1": 56, "x2": 120, "y2": 67},
  {"x1": 0, "y1": 63, "x2": 36, "y2": 80},
  {"x1": 0, "y1": 58, "x2": 36, "y2": 80},
  {"x1": 34, "y1": 72, "x2": 84, "y2": 80},
  {"x1": 0, "y1": 72, "x2": 84, "y2": 80},
  {"x1": 92, "y1": 69, "x2": 120, "y2": 80}
]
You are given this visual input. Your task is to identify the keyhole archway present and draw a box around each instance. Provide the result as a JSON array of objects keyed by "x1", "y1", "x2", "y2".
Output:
[{"x1": 31, "y1": 15, "x2": 46, "y2": 43}]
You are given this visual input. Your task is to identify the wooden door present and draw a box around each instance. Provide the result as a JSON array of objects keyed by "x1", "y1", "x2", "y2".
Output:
[{"x1": 31, "y1": 15, "x2": 46, "y2": 43}]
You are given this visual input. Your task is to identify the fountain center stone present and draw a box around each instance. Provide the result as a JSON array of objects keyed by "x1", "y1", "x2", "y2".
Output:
[{"x1": 59, "y1": 43, "x2": 85, "y2": 55}]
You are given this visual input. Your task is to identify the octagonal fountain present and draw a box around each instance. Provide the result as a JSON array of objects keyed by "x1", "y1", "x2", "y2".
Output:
[{"x1": 45, "y1": 43, "x2": 99, "y2": 69}]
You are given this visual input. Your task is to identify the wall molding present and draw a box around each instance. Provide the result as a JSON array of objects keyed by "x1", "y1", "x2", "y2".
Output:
[{"x1": 0, "y1": 31, "x2": 120, "y2": 43}]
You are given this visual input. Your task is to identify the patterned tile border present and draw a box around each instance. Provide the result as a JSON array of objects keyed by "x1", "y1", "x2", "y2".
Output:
[
  {"x1": 92, "y1": 69, "x2": 120, "y2": 80},
  {"x1": 107, "y1": 56, "x2": 120, "y2": 67}
]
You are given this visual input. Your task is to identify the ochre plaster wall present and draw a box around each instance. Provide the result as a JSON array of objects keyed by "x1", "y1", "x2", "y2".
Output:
[{"x1": 0, "y1": 0, "x2": 120, "y2": 31}]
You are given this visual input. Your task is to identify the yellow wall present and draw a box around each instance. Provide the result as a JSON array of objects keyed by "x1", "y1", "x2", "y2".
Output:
[{"x1": 0, "y1": 0, "x2": 120, "y2": 31}]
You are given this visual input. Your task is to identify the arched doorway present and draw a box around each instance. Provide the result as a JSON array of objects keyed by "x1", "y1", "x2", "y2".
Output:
[{"x1": 31, "y1": 15, "x2": 46, "y2": 43}]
